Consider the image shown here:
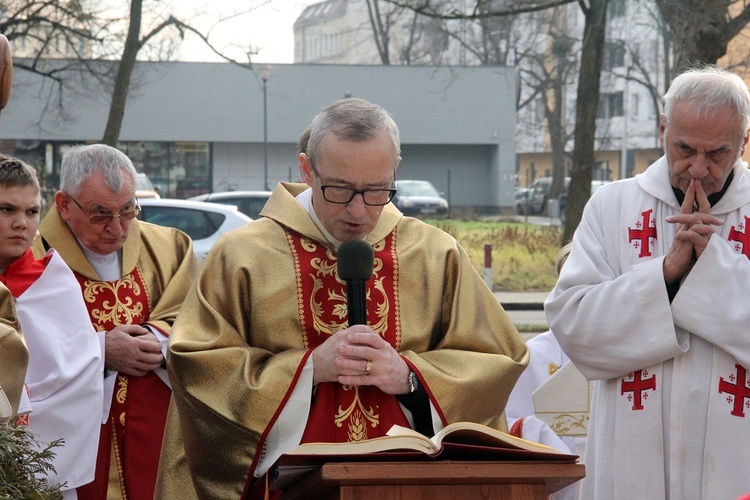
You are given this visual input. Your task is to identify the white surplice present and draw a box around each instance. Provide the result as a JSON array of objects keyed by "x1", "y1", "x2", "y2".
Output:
[
  {"x1": 545, "y1": 156, "x2": 750, "y2": 500},
  {"x1": 17, "y1": 250, "x2": 103, "y2": 493}
]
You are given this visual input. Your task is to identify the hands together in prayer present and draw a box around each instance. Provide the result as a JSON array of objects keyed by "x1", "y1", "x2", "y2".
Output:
[
  {"x1": 312, "y1": 324, "x2": 411, "y2": 395},
  {"x1": 663, "y1": 179, "x2": 724, "y2": 284},
  {"x1": 104, "y1": 324, "x2": 164, "y2": 377}
]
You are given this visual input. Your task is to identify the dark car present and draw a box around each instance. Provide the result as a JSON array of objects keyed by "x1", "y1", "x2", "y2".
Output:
[
  {"x1": 559, "y1": 179, "x2": 611, "y2": 223},
  {"x1": 392, "y1": 180, "x2": 449, "y2": 217},
  {"x1": 190, "y1": 190, "x2": 272, "y2": 220},
  {"x1": 514, "y1": 187, "x2": 531, "y2": 215},
  {"x1": 526, "y1": 177, "x2": 570, "y2": 216},
  {"x1": 176, "y1": 177, "x2": 210, "y2": 199}
]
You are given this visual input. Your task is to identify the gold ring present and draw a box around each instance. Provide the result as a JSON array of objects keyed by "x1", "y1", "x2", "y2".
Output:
[{"x1": 364, "y1": 360, "x2": 372, "y2": 376}]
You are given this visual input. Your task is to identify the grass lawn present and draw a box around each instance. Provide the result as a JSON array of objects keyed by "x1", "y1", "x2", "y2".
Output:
[{"x1": 425, "y1": 219, "x2": 564, "y2": 292}]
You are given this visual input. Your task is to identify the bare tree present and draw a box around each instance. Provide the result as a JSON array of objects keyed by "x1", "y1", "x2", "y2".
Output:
[
  {"x1": 3, "y1": 0, "x2": 265, "y2": 146},
  {"x1": 101, "y1": 0, "x2": 266, "y2": 146},
  {"x1": 655, "y1": 0, "x2": 750, "y2": 79},
  {"x1": 518, "y1": 9, "x2": 578, "y2": 202},
  {"x1": 562, "y1": 0, "x2": 609, "y2": 243}
]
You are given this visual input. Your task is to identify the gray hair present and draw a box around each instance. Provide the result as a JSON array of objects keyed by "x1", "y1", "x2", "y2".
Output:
[
  {"x1": 306, "y1": 97, "x2": 401, "y2": 166},
  {"x1": 60, "y1": 144, "x2": 138, "y2": 197},
  {"x1": 663, "y1": 65, "x2": 750, "y2": 139}
]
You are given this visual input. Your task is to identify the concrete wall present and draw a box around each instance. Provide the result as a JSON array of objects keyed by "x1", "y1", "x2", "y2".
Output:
[{"x1": 0, "y1": 61, "x2": 517, "y2": 210}]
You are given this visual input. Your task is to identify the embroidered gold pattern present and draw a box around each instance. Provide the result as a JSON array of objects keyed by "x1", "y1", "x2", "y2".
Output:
[
  {"x1": 551, "y1": 413, "x2": 590, "y2": 435},
  {"x1": 290, "y1": 232, "x2": 402, "y2": 439},
  {"x1": 389, "y1": 232, "x2": 402, "y2": 349},
  {"x1": 110, "y1": 414, "x2": 127, "y2": 499},
  {"x1": 83, "y1": 277, "x2": 144, "y2": 329},
  {"x1": 302, "y1": 238, "x2": 390, "y2": 338},
  {"x1": 334, "y1": 385, "x2": 379, "y2": 439},
  {"x1": 287, "y1": 232, "x2": 308, "y2": 349},
  {"x1": 116, "y1": 375, "x2": 128, "y2": 403}
]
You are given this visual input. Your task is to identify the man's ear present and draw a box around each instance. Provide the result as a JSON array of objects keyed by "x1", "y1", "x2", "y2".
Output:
[
  {"x1": 55, "y1": 191, "x2": 71, "y2": 221},
  {"x1": 300, "y1": 153, "x2": 314, "y2": 186}
]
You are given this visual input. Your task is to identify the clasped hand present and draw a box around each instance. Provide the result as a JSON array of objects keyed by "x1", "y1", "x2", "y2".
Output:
[
  {"x1": 664, "y1": 179, "x2": 723, "y2": 284},
  {"x1": 104, "y1": 324, "x2": 164, "y2": 377},
  {"x1": 312, "y1": 324, "x2": 411, "y2": 395}
]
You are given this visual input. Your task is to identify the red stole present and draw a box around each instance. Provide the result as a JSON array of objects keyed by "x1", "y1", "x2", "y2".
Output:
[
  {"x1": 288, "y1": 231, "x2": 410, "y2": 444},
  {"x1": 74, "y1": 267, "x2": 170, "y2": 500},
  {"x1": 0, "y1": 249, "x2": 48, "y2": 297}
]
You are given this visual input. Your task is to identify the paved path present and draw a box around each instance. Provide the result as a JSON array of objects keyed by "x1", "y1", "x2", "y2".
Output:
[{"x1": 494, "y1": 291, "x2": 549, "y2": 340}]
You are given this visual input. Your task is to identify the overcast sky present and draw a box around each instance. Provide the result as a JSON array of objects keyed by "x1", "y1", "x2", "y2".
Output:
[{"x1": 174, "y1": 1, "x2": 317, "y2": 64}]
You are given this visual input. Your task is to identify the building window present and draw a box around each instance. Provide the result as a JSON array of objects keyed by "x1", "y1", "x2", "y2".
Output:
[
  {"x1": 630, "y1": 93, "x2": 639, "y2": 120},
  {"x1": 593, "y1": 161, "x2": 610, "y2": 181},
  {"x1": 598, "y1": 92, "x2": 624, "y2": 119},
  {"x1": 603, "y1": 40, "x2": 626, "y2": 71},
  {"x1": 607, "y1": 0, "x2": 626, "y2": 20}
]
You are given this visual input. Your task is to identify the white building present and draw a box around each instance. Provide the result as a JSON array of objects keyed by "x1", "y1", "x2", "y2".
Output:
[{"x1": 293, "y1": 0, "x2": 668, "y2": 187}]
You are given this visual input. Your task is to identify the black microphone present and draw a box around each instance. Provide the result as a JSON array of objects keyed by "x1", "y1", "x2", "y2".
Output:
[{"x1": 337, "y1": 240, "x2": 374, "y2": 326}]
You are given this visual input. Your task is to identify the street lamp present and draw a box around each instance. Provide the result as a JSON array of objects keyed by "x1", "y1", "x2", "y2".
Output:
[{"x1": 261, "y1": 66, "x2": 269, "y2": 191}]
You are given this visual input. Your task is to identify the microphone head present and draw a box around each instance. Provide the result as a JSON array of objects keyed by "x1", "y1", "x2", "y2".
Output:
[{"x1": 337, "y1": 240, "x2": 374, "y2": 281}]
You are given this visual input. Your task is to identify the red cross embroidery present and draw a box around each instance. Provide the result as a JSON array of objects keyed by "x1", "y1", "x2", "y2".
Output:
[
  {"x1": 628, "y1": 209, "x2": 656, "y2": 258},
  {"x1": 621, "y1": 369, "x2": 656, "y2": 410},
  {"x1": 728, "y1": 216, "x2": 750, "y2": 259},
  {"x1": 718, "y1": 364, "x2": 750, "y2": 418}
]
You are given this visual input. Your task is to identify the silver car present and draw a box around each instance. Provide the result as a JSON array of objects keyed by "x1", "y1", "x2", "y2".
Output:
[
  {"x1": 137, "y1": 198, "x2": 251, "y2": 263},
  {"x1": 190, "y1": 190, "x2": 272, "y2": 220}
]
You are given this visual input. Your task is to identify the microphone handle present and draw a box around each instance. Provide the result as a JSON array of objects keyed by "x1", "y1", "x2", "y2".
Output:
[{"x1": 346, "y1": 279, "x2": 368, "y2": 325}]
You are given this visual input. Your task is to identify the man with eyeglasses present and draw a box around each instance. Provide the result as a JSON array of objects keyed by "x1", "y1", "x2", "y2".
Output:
[
  {"x1": 32, "y1": 143, "x2": 198, "y2": 500},
  {"x1": 156, "y1": 97, "x2": 528, "y2": 498}
]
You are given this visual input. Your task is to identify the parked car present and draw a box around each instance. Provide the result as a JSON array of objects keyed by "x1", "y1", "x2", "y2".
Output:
[
  {"x1": 392, "y1": 180, "x2": 449, "y2": 217},
  {"x1": 190, "y1": 190, "x2": 272, "y2": 220},
  {"x1": 525, "y1": 177, "x2": 570, "y2": 216},
  {"x1": 514, "y1": 187, "x2": 532, "y2": 215},
  {"x1": 136, "y1": 173, "x2": 160, "y2": 199},
  {"x1": 137, "y1": 198, "x2": 251, "y2": 263},
  {"x1": 176, "y1": 176, "x2": 210, "y2": 199},
  {"x1": 559, "y1": 179, "x2": 611, "y2": 224}
]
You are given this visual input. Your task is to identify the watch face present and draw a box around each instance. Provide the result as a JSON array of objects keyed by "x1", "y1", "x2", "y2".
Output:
[{"x1": 409, "y1": 371, "x2": 418, "y2": 393}]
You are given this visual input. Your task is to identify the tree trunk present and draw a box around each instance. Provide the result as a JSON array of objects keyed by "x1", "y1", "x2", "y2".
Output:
[
  {"x1": 101, "y1": 0, "x2": 143, "y2": 146},
  {"x1": 655, "y1": 0, "x2": 750, "y2": 80},
  {"x1": 562, "y1": 0, "x2": 609, "y2": 244}
]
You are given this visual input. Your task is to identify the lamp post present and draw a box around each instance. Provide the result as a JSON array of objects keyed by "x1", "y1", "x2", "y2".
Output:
[{"x1": 261, "y1": 66, "x2": 269, "y2": 191}]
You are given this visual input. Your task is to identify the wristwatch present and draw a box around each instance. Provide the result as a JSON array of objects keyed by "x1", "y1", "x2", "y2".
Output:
[{"x1": 407, "y1": 370, "x2": 420, "y2": 394}]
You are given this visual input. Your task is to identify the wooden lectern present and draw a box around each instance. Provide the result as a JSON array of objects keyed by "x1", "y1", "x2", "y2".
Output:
[{"x1": 273, "y1": 460, "x2": 585, "y2": 499}]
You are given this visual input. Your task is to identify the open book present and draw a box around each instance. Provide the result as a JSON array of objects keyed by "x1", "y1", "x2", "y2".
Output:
[
  {"x1": 284, "y1": 421, "x2": 572, "y2": 459},
  {"x1": 262, "y1": 422, "x2": 578, "y2": 495}
]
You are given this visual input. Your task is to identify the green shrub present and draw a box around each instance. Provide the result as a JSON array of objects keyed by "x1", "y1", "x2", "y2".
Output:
[{"x1": 0, "y1": 422, "x2": 63, "y2": 500}]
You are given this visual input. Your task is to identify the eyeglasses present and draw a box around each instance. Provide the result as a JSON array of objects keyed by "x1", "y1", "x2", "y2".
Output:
[
  {"x1": 309, "y1": 159, "x2": 396, "y2": 206},
  {"x1": 68, "y1": 195, "x2": 140, "y2": 225}
]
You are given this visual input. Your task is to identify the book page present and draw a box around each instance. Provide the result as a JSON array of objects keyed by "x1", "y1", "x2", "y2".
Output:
[
  {"x1": 285, "y1": 432, "x2": 439, "y2": 455},
  {"x1": 434, "y1": 421, "x2": 563, "y2": 454}
]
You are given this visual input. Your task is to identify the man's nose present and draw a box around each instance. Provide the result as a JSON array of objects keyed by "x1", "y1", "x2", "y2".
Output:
[
  {"x1": 346, "y1": 192, "x2": 367, "y2": 215},
  {"x1": 688, "y1": 153, "x2": 711, "y2": 178},
  {"x1": 105, "y1": 216, "x2": 126, "y2": 233}
]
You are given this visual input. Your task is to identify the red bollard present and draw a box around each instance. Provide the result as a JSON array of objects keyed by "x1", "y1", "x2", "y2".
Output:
[{"x1": 484, "y1": 244, "x2": 492, "y2": 290}]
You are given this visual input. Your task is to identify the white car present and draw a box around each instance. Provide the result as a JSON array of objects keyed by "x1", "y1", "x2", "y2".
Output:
[
  {"x1": 137, "y1": 198, "x2": 251, "y2": 263},
  {"x1": 190, "y1": 190, "x2": 272, "y2": 220}
]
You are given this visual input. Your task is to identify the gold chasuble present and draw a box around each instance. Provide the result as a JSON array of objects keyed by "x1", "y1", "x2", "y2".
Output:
[
  {"x1": 33, "y1": 207, "x2": 197, "y2": 500},
  {"x1": 156, "y1": 183, "x2": 528, "y2": 500},
  {"x1": 0, "y1": 283, "x2": 28, "y2": 419},
  {"x1": 290, "y1": 231, "x2": 410, "y2": 444}
]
